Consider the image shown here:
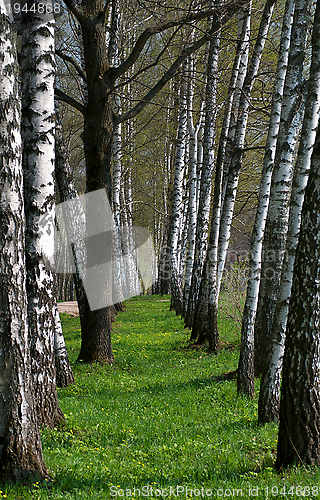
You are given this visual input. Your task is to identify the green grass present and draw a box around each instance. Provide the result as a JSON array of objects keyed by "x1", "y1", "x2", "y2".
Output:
[{"x1": 1, "y1": 295, "x2": 320, "y2": 499}]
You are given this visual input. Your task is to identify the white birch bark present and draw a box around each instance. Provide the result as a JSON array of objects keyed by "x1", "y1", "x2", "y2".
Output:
[
  {"x1": 221, "y1": 0, "x2": 252, "y2": 192},
  {"x1": 168, "y1": 60, "x2": 188, "y2": 314},
  {"x1": 0, "y1": 0, "x2": 48, "y2": 480},
  {"x1": 183, "y1": 94, "x2": 204, "y2": 315},
  {"x1": 275, "y1": 72, "x2": 320, "y2": 467},
  {"x1": 238, "y1": 0, "x2": 295, "y2": 390},
  {"x1": 177, "y1": 150, "x2": 189, "y2": 278},
  {"x1": 218, "y1": 0, "x2": 276, "y2": 297},
  {"x1": 212, "y1": 0, "x2": 275, "y2": 396},
  {"x1": 190, "y1": 8, "x2": 253, "y2": 343},
  {"x1": 186, "y1": 27, "x2": 220, "y2": 330},
  {"x1": 254, "y1": 0, "x2": 313, "y2": 378},
  {"x1": 109, "y1": 0, "x2": 125, "y2": 305},
  {"x1": 21, "y1": 0, "x2": 63, "y2": 428},
  {"x1": 258, "y1": 4, "x2": 320, "y2": 422}
]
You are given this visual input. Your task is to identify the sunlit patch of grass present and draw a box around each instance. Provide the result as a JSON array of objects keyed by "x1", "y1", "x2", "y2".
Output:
[{"x1": 1, "y1": 294, "x2": 319, "y2": 499}]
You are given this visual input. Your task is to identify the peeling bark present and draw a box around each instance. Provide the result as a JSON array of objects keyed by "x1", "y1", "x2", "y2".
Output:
[
  {"x1": 0, "y1": 1, "x2": 48, "y2": 480},
  {"x1": 21, "y1": 0, "x2": 64, "y2": 427}
]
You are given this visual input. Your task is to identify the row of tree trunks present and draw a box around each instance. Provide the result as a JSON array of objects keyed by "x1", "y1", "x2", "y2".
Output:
[
  {"x1": 258, "y1": 0, "x2": 320, "y2": 423},
  {"x1": 253, "y1": 0, "x2": 313, "y2": 378},
  {"x1": 238, "y1": 0, "x2": 295, "y2": 399},
  {"x1": 183, "y1": 58, "x2": 204, "y2": 317},
  {"x1": 276, "y1": 0, "x2": 320, "y2": 459},
  {"x1": 189, "y1": 3, "x2": 251, "y2": 346},
  {"x1": 167, "y1": 59, "x2": 188, "y2": 315},
  {"x1": 185, "y1": 20, "x2": 221, "y2": 331}
]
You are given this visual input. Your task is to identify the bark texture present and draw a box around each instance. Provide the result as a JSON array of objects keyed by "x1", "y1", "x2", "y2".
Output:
[
  {"x1": 240, "y1": 0, "x2": 294, "y2": 401},
  {"x1": 254, "y1": 0, "x2": 312, "y2": 377},
  {"x1": 21, "y1": 0, "x2": 64, "y2": 427},
  {"x1": 0, "y1": 1, "x2": 48, "y2": 480},
  {"x1": 187, "y1": 25, "x2": 220, "y2": 333},
  {"x1": 276, "y1": 113, "x2": 320, "y2": 468},
  {"x1": 259, "y1": 0, "x2": 320, "y2": 424}
]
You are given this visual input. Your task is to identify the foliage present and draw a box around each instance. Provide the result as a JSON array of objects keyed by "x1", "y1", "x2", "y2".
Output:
[
  {"x1": 219, "y1": 262, "x2": 248, "y2": 340},
  {"x1": 0, "y1": 296, "x2": 319, "y2": 498}
]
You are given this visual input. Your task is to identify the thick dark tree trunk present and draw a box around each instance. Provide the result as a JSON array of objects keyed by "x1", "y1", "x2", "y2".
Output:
[{"x1": 71, "y1": 0, "x2": 117, "y2": 363}]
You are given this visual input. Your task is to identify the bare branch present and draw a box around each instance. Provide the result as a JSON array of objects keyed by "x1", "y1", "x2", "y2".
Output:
[
  {"x1": 114, "y1": 0, "x2": 248, "y2": 124},
  {"x1": 54, "y1": 89, "x2": 86, "y2": 115},
  {"x1": 112, "y1": 27, "x2": 181, "y2": 93},
  {"x1": 56, "y1": 50, "x2": 87, "y2": 82},
  {"x1": 115, "y1": 31, "x2": 215, "y2": 124},
  {"x1": 110, "y1": 0, "x2": 247, "y2": 81},
  {"x1": 61, "y1": 0, "x2": 88, "y2": 26},
  {"x1": 119, "y1": 200, "x2": 168, "y2": 217}
]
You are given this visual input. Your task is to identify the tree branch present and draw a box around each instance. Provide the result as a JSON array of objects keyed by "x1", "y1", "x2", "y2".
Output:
[
  {"x1": 115, "y1": 32, "x2": 213, "y2": 124},
  {"x1": 54, "y1": 89, "x2": 86, "y2": 115},
  {"x1": 61, "y1": 0, "x2": 88, "y2": 26},
  {"x1": 119, "y1": 200, "x2": 167, "y2": 217},
  {"x1": 114, "y1": 0, "x2": 247, "y2": 124},
  {"x1": 112, "y1": 27, "x2": 181, "y2": 93},
  {"x1": 109, "y1": 0, "x2": 247, "y2": 82},
  {"x1": 56, "y1": 50, "x2": 87, "y2": 82}
]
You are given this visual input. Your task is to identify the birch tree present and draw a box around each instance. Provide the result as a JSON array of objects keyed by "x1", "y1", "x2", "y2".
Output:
[
  {"x1": 236, "y1": 0, "x2": 295, "y2": 393},
  {"x1": 167, "y1": 60, "x2": 188, "y2": 315},
  {"x1": 276, "y1": 27, "x2": 320, "y2": 461},
  {"x1": 258, "y1": 1, "x2": 320, "y2": 422},
  {"x1": 253, "y1": 0, "x2": 313, "y2": 378},
  {"x1": 0, "y1": 0, "x2": 48, "y2": 480},
  {"x1": 183, "y1": 63, "x2": 204, "y2": 316},
  {"x1": 189, "y1": 5, "x2": 252, "y2": 345},
  {"x1": 21, "y1": 0, "x2": 64, "y2": 427},
  {"x1": 185, "y1": 22, "x2": 221, "y2": 331}
]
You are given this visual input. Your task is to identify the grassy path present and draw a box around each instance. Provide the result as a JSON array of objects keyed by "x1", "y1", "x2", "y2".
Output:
[{"x1": 2, "y1": 295, "x2": 319, "y2": 499}]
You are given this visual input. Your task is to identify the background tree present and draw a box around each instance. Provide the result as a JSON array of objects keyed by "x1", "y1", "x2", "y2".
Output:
[{"x1": 57, "y1": 0, "x2": 248, "y2": 362}]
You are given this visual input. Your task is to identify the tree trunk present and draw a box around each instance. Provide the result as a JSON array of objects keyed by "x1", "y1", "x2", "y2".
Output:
[
  {"x1": 73, "y1": 0, "x2": 116, "y2": 363},
  {"x1": 183, "y1": 72, "x2": 204, "y2": 317},
  {"x1": 21, "y1": 0, "x2": 64, "y2": 427},
  {"x1": 186, "y1": 24, "x2": 220, "y2": 332},
  {"x1": 259, "y1": 0, "x2": 320, "y2": 423},
  {"x1": 254, "y1": 0, "x2": 312, "y2": 377},
  {"x1": 276, "y1": 96, "x2": 320, "y2": 467},
  {"x1": 239, "y1": 0, "x2": 294, "y2": 403},
  {"x1": 0, "y1": 1, "x2": 48, "y2": 480},
  {"x1": 167, "y1": 60, "x2": 188, "y2": 315}
]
